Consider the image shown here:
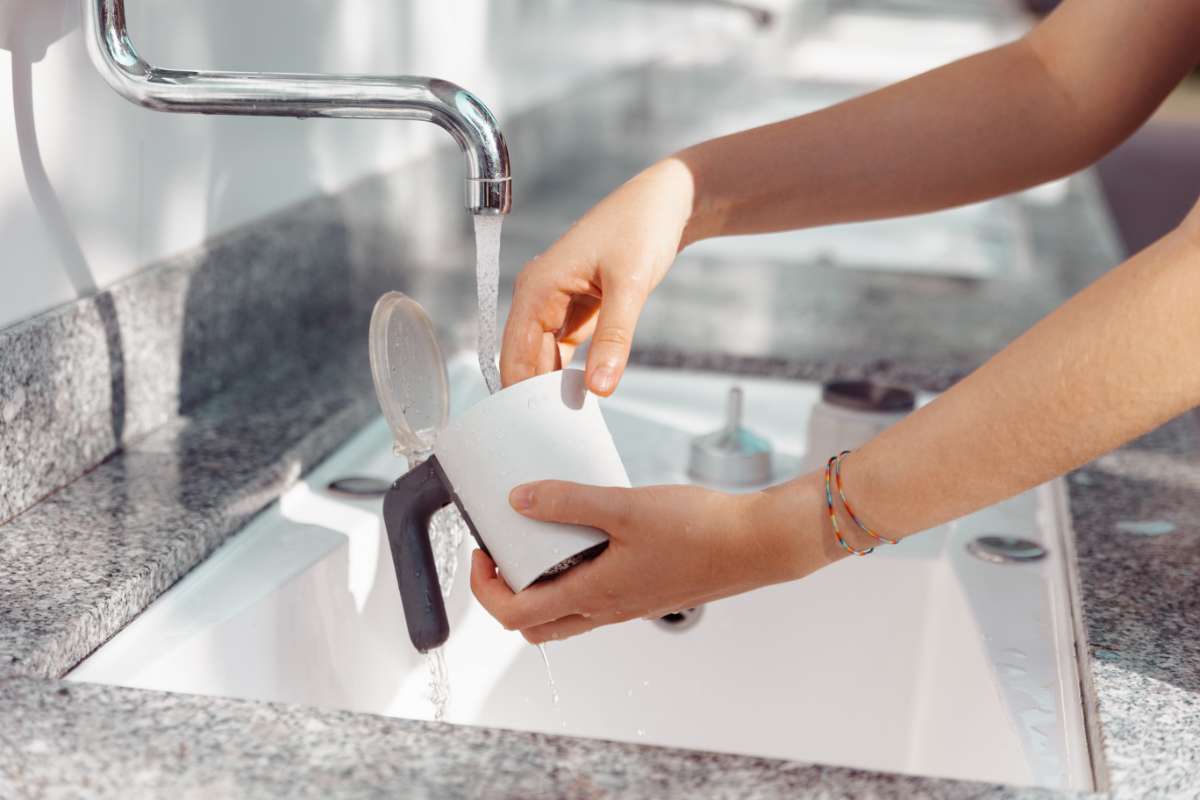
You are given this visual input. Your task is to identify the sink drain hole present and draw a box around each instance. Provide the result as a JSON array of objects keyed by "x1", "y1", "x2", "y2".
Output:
[
  {"x1": 653, "y1": 606, "x2": 704, "y2": 632},
  {"x1": 966, "y1": 535, "x2": 1047, "y2": 564}
]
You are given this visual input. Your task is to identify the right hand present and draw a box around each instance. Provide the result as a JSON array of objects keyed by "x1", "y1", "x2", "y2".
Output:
[{"x1": 500, "y1": 158, "x2": 698, "y2": 396}]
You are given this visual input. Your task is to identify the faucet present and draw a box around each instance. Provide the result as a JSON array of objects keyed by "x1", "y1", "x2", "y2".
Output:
[{"x1": 81, "y1": 0, "x2": 512, "y2": 216}]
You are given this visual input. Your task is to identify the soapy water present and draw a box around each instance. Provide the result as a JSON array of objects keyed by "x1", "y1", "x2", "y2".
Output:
[{"x1": 474, "y1": 215, "x2": 503, "y2": 395}]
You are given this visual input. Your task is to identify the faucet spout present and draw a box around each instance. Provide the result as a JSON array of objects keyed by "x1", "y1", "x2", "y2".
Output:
[{"x1": 82, "y1": 0, "x2": 512, "y2": 215}]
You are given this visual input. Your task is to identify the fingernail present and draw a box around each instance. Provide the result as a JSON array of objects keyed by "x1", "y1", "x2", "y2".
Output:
[
  {"x1": 510, "y1": 484, "x2": 534, "y2": 511},
  {"x1": 591, "y1": 365, "x2": 616, "y2": 394}
]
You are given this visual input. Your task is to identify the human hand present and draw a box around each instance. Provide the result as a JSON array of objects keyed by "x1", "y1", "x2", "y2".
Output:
[
  {"x1": 500, "y1": 158, "x2": 698, "y2": 396},
  {"x1": 469, "y1": 476, "x2": 839, "y2": 644}
]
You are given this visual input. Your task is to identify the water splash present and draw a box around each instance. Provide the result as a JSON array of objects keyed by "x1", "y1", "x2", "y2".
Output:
[
  {"x1": 430, "y1": 505, "x2": 468, "y2": 600},
  {"x1": 406, "y1": 447, "x2": 470, "y2": 721},
  {"x1": 426, "y1": 647, "x2": 450, "y2": 722},
  {"x1": 473, "y1": 215, "x2": 503, "y2": 394}
]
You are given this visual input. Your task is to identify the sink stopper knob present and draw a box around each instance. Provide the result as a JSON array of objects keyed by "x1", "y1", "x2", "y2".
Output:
[{"x1": 687, "y1": 386, "x2": 773, "y2": 487}]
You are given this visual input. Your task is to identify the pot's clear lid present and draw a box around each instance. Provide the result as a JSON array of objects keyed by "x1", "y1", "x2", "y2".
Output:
[{"x1": 368, "y1": 291, "x2": 449, "y2": 454}]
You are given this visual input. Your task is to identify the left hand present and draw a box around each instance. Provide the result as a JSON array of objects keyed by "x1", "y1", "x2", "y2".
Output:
[{"x1": 469, "y1": 478, "x2": 832, "y2": 644}]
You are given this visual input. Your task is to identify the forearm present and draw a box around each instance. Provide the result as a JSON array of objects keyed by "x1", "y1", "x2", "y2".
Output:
[
  {"x1": 760, "y1": 222, "x2": 1200, "y2": 567},
  {"x1": 674, "y1": 1, "x2": 1199, "y2": 243}
]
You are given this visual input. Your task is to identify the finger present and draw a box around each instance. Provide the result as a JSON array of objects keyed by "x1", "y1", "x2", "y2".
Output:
[
  {"x1": 558, "y1": 341, "x2": 579, "y2": 369},
  {"x1": 469, "y1": 549, "x2": 583, "y2": 631},
  {"x1": 555, "y1": 296, "x2": 600, "y2": 369},
  {"x1": 557, "y1": 296, "x2": 601, "y2": 347},
  {"x1": 522, "y1": 614, "x2": 601, "y2": 645},
  {"x1": 509, "y1": 480, "x2": 633, "y2": 532},
  {"x1": 584, "y1": 280, "x2": 645, "y2": 396},
  {"x1": 500, "y1": 268, "x2": 571, "y2": 388},
  {"x1": 535, "y1": 330, "x2": 563, "y2": 376}
]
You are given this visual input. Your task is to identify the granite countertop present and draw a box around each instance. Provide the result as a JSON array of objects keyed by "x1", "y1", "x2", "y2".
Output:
[
  {"x1": 0, "y1": 345, "x2": 1088, "y2": 800},
  {"x1": 3, "y1": 148, "x2": 1200, "y2": 796}
]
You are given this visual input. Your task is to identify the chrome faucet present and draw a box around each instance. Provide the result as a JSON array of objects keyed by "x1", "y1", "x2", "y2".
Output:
[{"x1": 81, "y1": 0, "x2": 512, "y2": 216}]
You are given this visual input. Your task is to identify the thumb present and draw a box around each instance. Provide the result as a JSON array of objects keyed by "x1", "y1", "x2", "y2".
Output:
[
  {"x1": 509, "y1": 480, "x2": 632, "y2": 532},
  {"x1": 585, "y1": 281, "x2": 645, "y2": 397}
]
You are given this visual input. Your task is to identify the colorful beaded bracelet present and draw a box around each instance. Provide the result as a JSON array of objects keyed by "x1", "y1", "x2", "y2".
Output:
[
  {"x1": 824, "y1": 455, "x2": 874, "y2": 556},
  {"x1": 833, "y1": 450, "x2": 899, "y2": 546}
]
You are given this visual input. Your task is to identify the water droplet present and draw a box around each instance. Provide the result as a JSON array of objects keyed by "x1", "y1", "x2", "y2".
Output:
[
  {"x1": 636, "y1": 728, "x2": 645, "y2": 737},
  {"x1": 1115, "y1": 519, "x2": 1176, "y2": 536},
  {"x1": 537, "y1": 644, "x2": 561, "y2": 707}
]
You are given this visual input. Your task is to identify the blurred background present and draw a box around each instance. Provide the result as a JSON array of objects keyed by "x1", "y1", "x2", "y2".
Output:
[{"x1": 0, "y1": 0, "x2": 1194, "y2": 331}]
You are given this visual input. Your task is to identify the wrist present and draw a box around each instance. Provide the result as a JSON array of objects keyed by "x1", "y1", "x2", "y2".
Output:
[
  {"x1": 737, "y1": 472, "x2": 846, "y2": 587},
  {"x1": 641, "y1": 155, "x2": 716, "y2": 252},
  {"x1": 670, "y1": 145, "x2": 728, "y2": 249}
]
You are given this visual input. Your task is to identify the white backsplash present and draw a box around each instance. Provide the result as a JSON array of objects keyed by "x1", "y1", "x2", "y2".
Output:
[{"x1": 0, "y1": 0, "x2": 752, "y2": 330}]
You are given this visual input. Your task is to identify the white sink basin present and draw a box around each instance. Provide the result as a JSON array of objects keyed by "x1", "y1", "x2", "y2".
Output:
[{"x1": 69, "y1": 355, "x2": 1093, "y2": 790}]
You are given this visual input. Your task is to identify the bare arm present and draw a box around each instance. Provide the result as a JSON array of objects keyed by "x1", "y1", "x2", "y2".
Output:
[
  {"x1": 474, "y1": 0, "x2": 1200, "y2": 641},
  {"x1": 475, "y1": 210, "x2": 1200, "y2": 645},
  {"x1": 680, "y1": 0, "x2": 1200, "y2": 240},
  {"x1": 501, "y1": 0, "x2": 1200, "y2": 396},
  {"x1": 811, "y1": 212, "x2": 1200, "y2": 543}
]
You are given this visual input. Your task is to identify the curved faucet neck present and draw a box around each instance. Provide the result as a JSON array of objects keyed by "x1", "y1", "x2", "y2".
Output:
[{"x1": 82, "y1": 0, "x2": 511, "y2": 215}]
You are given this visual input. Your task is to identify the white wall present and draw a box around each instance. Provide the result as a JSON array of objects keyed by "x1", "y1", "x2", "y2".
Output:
[{"x1": 0, "y1": 0, "x2": 747, "y2": 330}]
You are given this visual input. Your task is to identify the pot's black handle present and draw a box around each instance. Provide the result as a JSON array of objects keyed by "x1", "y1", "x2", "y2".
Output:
[{"x1": 383, "y1": 456, "x2": 453, "y2": 653}]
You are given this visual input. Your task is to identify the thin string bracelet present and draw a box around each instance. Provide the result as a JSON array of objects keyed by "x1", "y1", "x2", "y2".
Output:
[
  {"x1": 833, "y1": 450, "x2": 899, "y2": 546},
  {"x1": 824, "y1": 456, "x2": 874, "y2": 556}
]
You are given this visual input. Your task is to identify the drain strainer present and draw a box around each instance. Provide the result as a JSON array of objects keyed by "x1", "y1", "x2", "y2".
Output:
[
  {"x1": 653, "y1": 606, "x2": 704, "y2": 632},
  {"x1": 966, "y1": 535, "x2": 1047, "y2": 564},
  {"x1": 327, "y1": 476, "x2": 391, "y2": 498}
]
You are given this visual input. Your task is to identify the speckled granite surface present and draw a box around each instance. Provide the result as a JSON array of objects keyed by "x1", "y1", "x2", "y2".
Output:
[
  {"x1": 0, "y1": 675, "x2": 1070, "y2": 800},
  {"x1": 3, "y1": 60, "x2": 1198, "y2": 800},
  {"x1": 1067, "y1": 413, "x2": 1200, "y2": 797},
  {"x1": 0, "y1": 193, "x2": 377, "y2": 529},
  {"x1": 0, "y1": 335, "x2": 378, "y2": 681}
]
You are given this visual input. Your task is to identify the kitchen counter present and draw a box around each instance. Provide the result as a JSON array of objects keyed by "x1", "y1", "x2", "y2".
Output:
[
  {"x1": 0, "y1": 343, "x2": 1091, "y2": 800},
  {"x1": 3, "y1": 121, "x2": 1199, "y2": 797},
  {"x1": 1, "y1": 671, "x2": 1069, "y2": 800}
]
